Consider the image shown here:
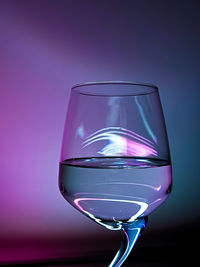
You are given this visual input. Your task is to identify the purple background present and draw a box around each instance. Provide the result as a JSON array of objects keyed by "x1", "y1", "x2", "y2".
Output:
[{"x1": 1, "y1": 0, "x2": 199, "y2": 264}]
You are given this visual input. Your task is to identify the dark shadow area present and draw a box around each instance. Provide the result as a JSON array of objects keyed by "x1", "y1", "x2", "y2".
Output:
[{"x1": 1, "y1": 220, "x2": 199, "y2": 266}]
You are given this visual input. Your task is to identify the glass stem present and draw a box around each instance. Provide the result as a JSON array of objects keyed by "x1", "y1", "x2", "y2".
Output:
[{"x1": 109, "y1": 217, "x2": 147, "y2": 267}]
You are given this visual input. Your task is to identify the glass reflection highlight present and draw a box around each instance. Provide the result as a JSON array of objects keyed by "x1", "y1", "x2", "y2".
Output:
[
  {"x1": 74, "y1": 197, "x2": 148, "y2": 230},
  {"x1": 82, "y1": 127, "x2": 157, "y2": 157}
]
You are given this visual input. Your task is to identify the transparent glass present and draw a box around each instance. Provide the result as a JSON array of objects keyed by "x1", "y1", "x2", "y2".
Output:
[{"x1": 59, "y1": 81, "x2": 172, "y2": 266}]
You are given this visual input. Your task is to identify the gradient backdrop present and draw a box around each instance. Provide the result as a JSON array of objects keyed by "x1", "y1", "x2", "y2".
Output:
[{"x1": 0, "y1": 0, "x2": 200, "y2": 265}]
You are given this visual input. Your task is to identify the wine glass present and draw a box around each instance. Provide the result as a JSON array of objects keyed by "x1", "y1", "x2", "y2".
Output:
[{"x1": 59, "y1": 81, "x2": 172, "y2": 266}]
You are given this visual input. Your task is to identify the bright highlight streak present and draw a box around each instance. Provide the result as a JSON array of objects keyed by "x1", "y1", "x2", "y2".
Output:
[
  {"x1": 84, "y1": 127, "x2": 154, "y2": 145},
  {"x1": 124, "y1": 228, "x2": 141, "y2": 257},
  {"x1": 95, "y1": 182, "x2": 161, "y2": 191},
  {"x1": 109, "y1": 226, "x2": 143, "y2": 266},
  {"x1": 135, "y1": 97, "x2": 157, "y2": 143},
  {"x1": 74, "y1": 197, "x2": 148, "y2": 227},
  {"x1": 82, "y1": 127, "x2": 157, "y2": 157}
]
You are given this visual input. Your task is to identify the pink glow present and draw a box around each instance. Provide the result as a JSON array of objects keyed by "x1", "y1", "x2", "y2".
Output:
[
  {"x1": 124, "y1": 137, "x2": 157, "y2": 157},
  {"x1": 0, "y1": 1, "x2": 104, "y2": 244}
]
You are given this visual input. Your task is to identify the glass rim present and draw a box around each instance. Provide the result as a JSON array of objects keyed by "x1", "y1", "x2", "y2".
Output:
[{"x1": 71, "y1": 81, "x2": 158, "y2": 96}]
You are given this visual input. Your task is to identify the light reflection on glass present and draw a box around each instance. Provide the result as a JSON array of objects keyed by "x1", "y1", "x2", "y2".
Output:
[
  {"x1": 82, "y1": 127, "x2": 157, "y2": 157},
  {"x1": 95, "y1": 182, "x2": 161, "y2": 191},
  {"x1": 135, "y1": 96, "x2": 157, "y2": 143},
  {"x1": 109, "y1": 227, "x2": 141, "y2": 267},
  {"x1": 76, "y1": 124, "x2": 84, "y2": 138},
  {"x1": 74, "y1": 197, "x2": 148, "y2": 228}
]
